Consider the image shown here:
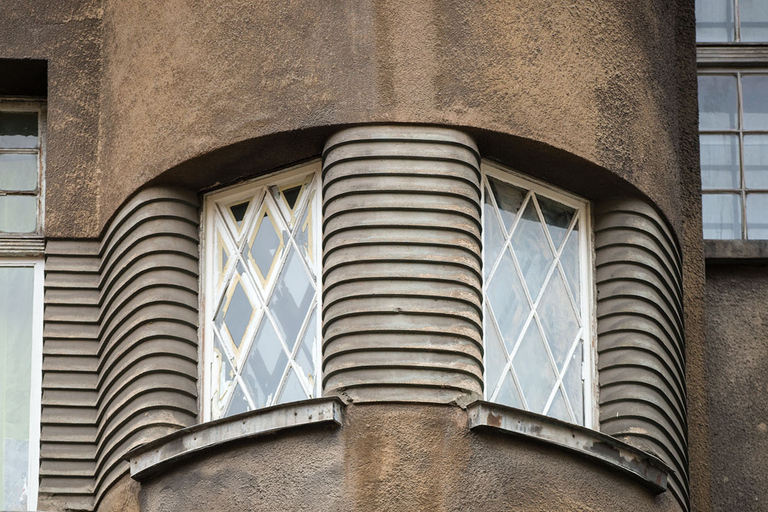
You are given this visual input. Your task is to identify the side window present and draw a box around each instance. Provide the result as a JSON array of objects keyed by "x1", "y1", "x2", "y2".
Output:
[
  {"x1": 202, "y1": 162, "x2": 322, "y2": 420},
  {"x1": 481, "y1": 162, "x2": 594, "y2": 427},
  {"x1": 0, "y1": 105, "x2": 44, "y2": 511},
  {"x1": 697, "y1": 0, "x2": 768, "y2": 239}
]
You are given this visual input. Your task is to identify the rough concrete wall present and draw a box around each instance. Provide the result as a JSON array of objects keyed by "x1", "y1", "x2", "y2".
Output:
[
  {"x1": 137, "y1": 403, "x2": 683, "y2": 512},
  {"x1": 92, "y1": 0, "x2": 690, "y2": 239},
  {"x1": 704, "y1": 265, "x2": 768, "y2": 512},
  {"x1": 0, "y1": 0, "x2": 103, "y2": 237}
]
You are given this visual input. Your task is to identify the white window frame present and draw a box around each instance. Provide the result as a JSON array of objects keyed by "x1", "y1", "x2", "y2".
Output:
[
  {"x1": 200, "y1": 161, "x2": 323, "y2": 422},
  {"x1": 480, "y1": 161, "x2": 597, "y2": 429},
  {"x1": 0, "y1": 258, "x2": 43, "y2": 511}
]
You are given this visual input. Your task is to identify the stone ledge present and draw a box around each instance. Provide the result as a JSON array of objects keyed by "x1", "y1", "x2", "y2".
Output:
[
  {"x1": 704, "y1": 239, "x2": 768, "y2": 264},
  {"x1": 127, "y1": 397, "x2": 345, "y2": 481},
  {"x1": 466, "y1": 401, "x2": 670, "y2": 494}
]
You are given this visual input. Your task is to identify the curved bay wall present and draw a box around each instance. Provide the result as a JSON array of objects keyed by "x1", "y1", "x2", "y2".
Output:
[
  {"x1": 41, "y1": 187, "x2": 199, "y2": 510},
  {"x1": 321, "y1": 126, "x2": 483, "y2": 403},
  {"x1": 595, "y1": 198, "x2": 688, "y2": 512}
]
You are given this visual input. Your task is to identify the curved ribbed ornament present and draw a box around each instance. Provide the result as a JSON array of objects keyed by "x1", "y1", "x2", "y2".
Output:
[
  {"x1": 41, "y1": 187, "x2": 199, "y2": 509},
  {"x1": 595, "y1": 198, "x2": 688, "y2": 512},
  {"x1": 322, "y1": 126, "x2": 483, "y2": 403}
]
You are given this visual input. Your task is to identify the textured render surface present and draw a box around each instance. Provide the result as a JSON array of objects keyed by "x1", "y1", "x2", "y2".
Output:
[
  {"x1": 0, "y1": 0, "x2": 103, "y2": 237},
  {"x1": 88, "y1": 0, "x2": 690, "y2": 239},
  {"x1": 321, "y1": 126, "x2": 483, "y2": 404},
  {"x1": 594, "y1": 198, "x2": 688, "y2": 511},
  {"x1": 138, "y1": 403, "x2": 683, "y2": 512},
  {"x1": 41, "y1": 187, "x2": 200, "y2": 511},
  {"x1": 704, "y1": 266, "x2": 768, "y2": 512}
]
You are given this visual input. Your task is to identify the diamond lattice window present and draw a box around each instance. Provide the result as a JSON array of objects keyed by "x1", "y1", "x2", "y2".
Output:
[
  {"x1": 203, "y1": 163, "x2": 321, "y2": 420},
  {"x1": 482, "y1": 163, "x2": 593, "y2": 427}
]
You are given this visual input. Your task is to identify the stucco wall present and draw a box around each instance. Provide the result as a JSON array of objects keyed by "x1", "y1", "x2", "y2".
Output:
[
  {"x1": 704, "y1": 264, "x2": 768, "y2": 511},
  {"x1": 138, "y1": 404, "x2": 682, "y2": 512},
  {"x1": 92, "y1": 0, "x2": 691, "y2": 239}
]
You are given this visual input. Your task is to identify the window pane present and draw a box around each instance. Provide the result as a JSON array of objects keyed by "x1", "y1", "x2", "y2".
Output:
[
  {"x1": 744, "y1": 135, "x2": 768, "y2": 189},
  {"x1": 0, "y1": 112, "x2": 38, "y2": 149},
  {"x1": 0, "y1": 154, "x2": 38, "y2": 191},
  {"x1": 696, "y1": 0, "x2": 736, "y2": 42},
  {"x1": 0, "y1": 266, "x2": 34, "y2": 511},
  {"x1": 742, "y1": 75, "x2": 768, "y2": 130},
  {"x1": 740, "y1": 0, "x2": 768, "y2": 42},
  {"x1": 0, "y1": 195, "x2": 37, "y2": 233},
  {"x1": 702, "y1": 193, "x2": 742, "y2": 239},
  {"x1": 746, "y1": 193, "x2": 768, "y2": 239},
  {"x1": 698, "y1": 75, "x2": 738, "y2": 130},
  {"x1": 700, "y1": 134, "x2": 740, "y2": 189}
]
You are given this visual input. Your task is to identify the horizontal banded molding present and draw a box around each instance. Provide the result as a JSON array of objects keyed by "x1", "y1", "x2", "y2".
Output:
[
  {"x1": 594, "y1": 198, "x2": 688, "y2": 512},
  {"x1": 697, "y1": 44, "x2": 768, "y2": 67},
  {"x1": 322, "y1": 125, "x2": 483, "y2": 404},
  {"x1": 41, "y1": 187, "x2": 200, "y2": 510},
  {"x1": 0, "y1": 235, "x2": 44, "y2": 256}
]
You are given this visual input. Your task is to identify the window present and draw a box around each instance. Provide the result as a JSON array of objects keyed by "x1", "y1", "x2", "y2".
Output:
[
  {"x1": 697, "y1": 1, "x2": 768, "y2": 239},
  {"x1": 481, "y1": 162, "x2": 594, "y2": 427},
  {"x1": 202, "y1": 162, "x2": 322, "y2": 421},
  {"x1": 0, "y1": 104, "x2": 44, "y2": 511}
]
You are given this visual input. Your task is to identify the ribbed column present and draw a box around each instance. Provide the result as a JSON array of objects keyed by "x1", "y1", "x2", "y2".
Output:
[
  {"x1": 595, "y1": 198, "x2": 688, "y2": 512},
  {"x1": 321, "y1": 126, "x2": 483, "y2": 404}
]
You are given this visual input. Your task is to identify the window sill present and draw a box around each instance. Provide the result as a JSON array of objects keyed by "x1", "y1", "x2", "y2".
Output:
[
  {"x1": 704, "y1": 239, "x2": 768, "y2": 265},
  {"x1": 127, "y1": 397, "x2": 344, "y2": 481},
  {"x1": 466, "y1": 401, "x2": 670, "y2": 494}
]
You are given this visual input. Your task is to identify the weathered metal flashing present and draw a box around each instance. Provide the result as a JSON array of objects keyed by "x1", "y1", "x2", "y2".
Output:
[
  {"x1": 467, "y1": 401, "x2": 670, "y2": 494},
  {"x1": 127, "y1": 398, "x2": 345, "y2": 481}
]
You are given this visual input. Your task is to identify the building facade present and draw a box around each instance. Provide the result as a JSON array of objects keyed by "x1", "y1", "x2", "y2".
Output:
[{"x1": 0, "y1": 1, "x2": 765, "y2": 511}]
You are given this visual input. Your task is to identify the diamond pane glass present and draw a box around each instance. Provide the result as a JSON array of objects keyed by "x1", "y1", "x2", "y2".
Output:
[
  {"x1": 295, "y1": 307, "x2": 318, "y2": 394},
  {"x1": 560, "y1": 226, "x2": 580, "y2": 303},
  {"x1": 216, "y1": 277, "x2": 255, "y2": 352},
  {"x1": 538, "y1": 270, "x2": 580, "y2": 370},
  {"x1": 295, "y1": 200, "x2": 314, "y2": 274},
  {"x1": 277, "y1": 367, "x2": 308, "y2": 405},
  {"x1": 511, "y1": 199, "x2": 554, "y2": 299},
  {"x1": 483, "y1": 186, "x2": 507, "y2": 280},
  {"x1": 230, "y1": 201, "x2": 249, "y2": 226},
  {"x1": 248, "y1": 209, "x2": 284, "y2": 283},
  {"x1": 213, "y1": 334, "x2": 235, "y2": 402},
  {"x1": 226, "y1": 382, "x2": 251, "y2": 416},
  {"x1": 537, "y1": 195, "x2": 574, "y2": 249},
  {"x1": 563, "y1": 340, "x2": 584, "y2": 424},
  {"x1": 485, "y1": 310, "x2": 508, "y2": 396},
  {"x1": 487, "y1": 249, "x2": 530, "y2": 352},
  {"x1": 241, "y1": 318, "x2": 288, "y2": 409},
  {"x1": 269, "y1": 248, "x2": 314, "y2": 348},
  {"x1": 495, "y1": 371, "x2": 523, "y2": 409},
  {"x1": 0, "y1": 154, "x2": 37, "y2": 191},
  {"x1": 546, "y1": 388, "x2": 572, "y2": 423},
  {"x1": 489, "y1": 176, "x2": 527, "y2": 233},
  {"x1": 512, "y1": 322, "x2": 558, "y2": 414},
  {"x1": 700, "y1": 134, "x2": 740, "y2": 190}
]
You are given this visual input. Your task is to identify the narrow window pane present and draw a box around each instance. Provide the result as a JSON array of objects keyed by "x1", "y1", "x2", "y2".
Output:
[
  {"x1": 698, "y1": 75, "x2": 738, "y2": 130},
  {"x1": 702, "y1": 193, "x2": 742, "y2": 239},
  {"x1": 746, "y1": 193, "x2": 768, "y2": 239},
  {"x1": 0, "y1": 195, "x2": 37, "y2": 233},
  {"x1": 0, "y1": 266, "x2": 34, "y2": 511},
  {"x1": 744, "y1": 135, "x2": 768, "y2": 189},
  {"x1": 0, "y1": 154, "x2": 38, "y2": 191},
  {"x1": 696, "y1": 0, "x2": 736, "y2": 42},
  {"x1": 0, "y1": 112, "x2": 38, "y2": 149},
  {"x1": 742, "y1": 75, "x2": 768, "y2": 130},
  {"x1": 700, "y1": 134, "x2": 740, "y2": 190},
  {"x1": 740, "y1": 0, "x2": 768, "y2": 42}
]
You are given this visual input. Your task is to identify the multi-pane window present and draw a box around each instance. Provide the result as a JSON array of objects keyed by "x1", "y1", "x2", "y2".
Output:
[
  {"x1": 699, "y1": 72, "x2": 768, "y2": 239},
  {"x1": 202, "y1": 162, "x2": 321, "y2": 421},
  {"x1": 697, "y1": 0, "x2": 768, "y2": 42},
  {"x1": 0, "y1": 106, "x2": 44, "y2": 235},
  {"x1": 482, "y1": 163, "x2": 593, "y2": 427},
  {"x1": 0, "y1": 104, "x2": 44, "y2": 511}
]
